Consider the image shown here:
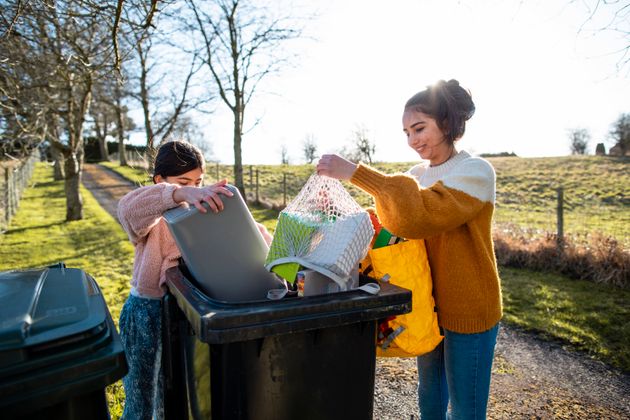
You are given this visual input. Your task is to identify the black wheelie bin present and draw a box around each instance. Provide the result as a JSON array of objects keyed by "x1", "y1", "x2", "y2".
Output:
[
  {"x1": 161, "y1": 265, "x2": 411, "y2": 420},
  {"x1": 0, "y1": 263, "x2": 127, "y2": 419}
]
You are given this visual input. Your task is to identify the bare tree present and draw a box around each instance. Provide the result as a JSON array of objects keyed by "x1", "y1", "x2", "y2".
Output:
[
  {"x1": 571, "y1": 0, "x2": 630, "y2": 74},
  {"x1": 89, "y1": 79, "x2": 118, "y2": 162},
  {"x1": 125, "y1": 12, "x2": 210, "y2": 170},
  {"x1": 0, "y1": 0, "x2": 158, "y2": 220},
  {"x1": 345, "y1": 125, "x2": 376, "y2": 164},
  {"x1": 184, "y1": 0, "x2": 303, "y2": 195},
  {"x1": 0, "y1": 1, "x2": 118, "y2": 220},
  {"x1": 568, "y1": 128, "x2": 590, "y2": 155},
  {"x1": 280, "y1": 143, "x2": 289, "y2": 165},
  {"x1": 609, "y1": 112, "x2": 630, "y2": 155},
  {"x1": 166, "y1": 114, "x2": 214, "y2": 161},
  {"x1": 302, "y1": 134, "x2": 317, "y2": 164}
]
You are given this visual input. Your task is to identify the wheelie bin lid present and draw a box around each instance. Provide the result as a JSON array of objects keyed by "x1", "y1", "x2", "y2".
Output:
[
  {"x1": 166, "y1": 265, "x2": 412, "y2": 344},
  {"x1": 0, "y1": 264, "x2": 127, "y2": 414}
]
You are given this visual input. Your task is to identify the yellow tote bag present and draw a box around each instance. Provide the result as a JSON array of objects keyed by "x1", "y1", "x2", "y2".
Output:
[{"x1": 365, "y1": 239, "x2": 443, "y2": 357}]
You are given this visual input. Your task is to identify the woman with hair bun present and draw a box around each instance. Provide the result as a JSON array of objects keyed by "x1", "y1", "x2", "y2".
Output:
[{"x1": 317, "y1": 80, "x2": 501, "y2": 419}]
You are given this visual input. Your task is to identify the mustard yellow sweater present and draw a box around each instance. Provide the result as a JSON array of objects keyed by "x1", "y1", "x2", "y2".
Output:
[{"x1": 351, "y1": 150, "x2": 502, "y2": 333}]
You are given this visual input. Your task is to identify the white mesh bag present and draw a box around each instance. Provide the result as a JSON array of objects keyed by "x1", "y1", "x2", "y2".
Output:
[{"x1": 265, "y1": 174, "x2": 374, "y2": 290}]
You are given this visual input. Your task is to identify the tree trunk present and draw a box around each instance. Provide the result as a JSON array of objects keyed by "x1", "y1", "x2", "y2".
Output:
[
  {"x1": 117, "y1": 130, "x2": 128, "y2": 166},
  {"x1": 99, "y1": 138, "x2": 110, "y2": 162},
  {"x1": 51, "y1": 146, "x2": 65, "y2": 180},
  {"x1": 64, "y1": 150, "x2": 83, "y2": 221},
  {"x1": 93, "y1": 115, "x2": 110, "y2": 161},
  {"x1": 233, "y1": 112, "x2": 245, "y2": 196},
  {"x1": 116, "y1": 96, "x2": 128, "y2": 167}
]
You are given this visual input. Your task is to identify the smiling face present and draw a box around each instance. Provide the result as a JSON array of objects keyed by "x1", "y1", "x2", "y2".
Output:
[{"x1": 403, "y1": 109, "x2": 453, "y2": 165}]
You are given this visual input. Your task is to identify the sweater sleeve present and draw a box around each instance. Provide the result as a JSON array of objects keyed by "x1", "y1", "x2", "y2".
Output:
[
  {"x1": 117, "y1": 183, "x2": 181, "y2": 245},
  {"x1": 350, "y1": 160, "x2": 495, "y2": 239}
]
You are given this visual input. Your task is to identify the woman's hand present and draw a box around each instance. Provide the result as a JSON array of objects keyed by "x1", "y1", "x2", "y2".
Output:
[
  {"x1": 173, "y1": 179, "x2": 234, "y2": 213},
  {"x1": 316, "y1": 154, "x2": 358, "y2": 180},
  {"x1": 256, "y1": 222, "x2": 273, "y2": 246}
]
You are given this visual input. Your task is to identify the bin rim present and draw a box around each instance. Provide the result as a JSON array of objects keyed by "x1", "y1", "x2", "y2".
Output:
[{"x1": 165, "y1": 266, "x2": 411, "y2": 344}]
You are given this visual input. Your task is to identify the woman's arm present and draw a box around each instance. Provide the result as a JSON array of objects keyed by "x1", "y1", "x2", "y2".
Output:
[
  {"x1": 317, "y1": 154, "x2": 494, "y2": 239},
  {"x1": 351, "y1": 162, "x2": 494, "y2": 239}
]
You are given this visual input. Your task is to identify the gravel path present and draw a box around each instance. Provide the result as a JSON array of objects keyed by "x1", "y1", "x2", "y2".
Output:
[
  {"x1": 373, "y1": 325, "x2": 630, "y2": 419},
  {"x1": 82, "y1": 163, "x2": 136, "y2": 221},
  {"x1": 83, "y1": 164, "x2": 630, "y2": 419}
]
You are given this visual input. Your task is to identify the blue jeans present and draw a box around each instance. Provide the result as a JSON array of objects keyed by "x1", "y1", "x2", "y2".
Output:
[
  {"x1": 416, "y1": 323, "x2": 499, "y2": 420},
  {"x1": 119, "y1": 294, "x2": 164, "y2": 420}
]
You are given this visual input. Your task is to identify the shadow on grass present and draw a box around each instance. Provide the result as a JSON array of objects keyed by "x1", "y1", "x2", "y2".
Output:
[
  {"x1": 5, "y1": 220, "x2": 66, "y2": 235},
  {"x1": 23, "y1": 191, "x2": 66, "y2": 199},
  {"x1": 30, "y1": 180, "x2": 63, "y2": 188},
  {"x1": 38, "y1": 240, "x2": 128, "y2": 267}
]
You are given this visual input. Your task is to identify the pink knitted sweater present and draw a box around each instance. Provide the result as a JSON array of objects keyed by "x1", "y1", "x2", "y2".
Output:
[{"x1": 117, "y1": 183, "x2": 182, "y2": 298}]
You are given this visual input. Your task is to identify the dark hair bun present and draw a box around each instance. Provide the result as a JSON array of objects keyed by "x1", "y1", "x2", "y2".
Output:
[{"x1": 405, "y1": 79, "x2": 476, "y2": 143}]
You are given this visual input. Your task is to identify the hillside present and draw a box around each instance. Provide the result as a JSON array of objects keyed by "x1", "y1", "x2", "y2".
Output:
[
  {"x1": 104, "y1": 155, "x2": 629, "y2": 243},
  {"x1": 205, "y1": 155, "x2": 628, "y2": 242}
]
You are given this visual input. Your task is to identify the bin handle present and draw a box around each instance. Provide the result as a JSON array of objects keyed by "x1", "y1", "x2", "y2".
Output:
[
  {"x1": 357, "y1": 283, "x2": 380, "y2": 295},
  {"x1": 267, "y1": 288, "x2": 288, "y2": 300}
]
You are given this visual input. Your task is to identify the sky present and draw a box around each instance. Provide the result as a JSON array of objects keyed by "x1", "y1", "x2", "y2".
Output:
[{"x1": 133, "y1": 0, "x2": 630, "y2": 164}]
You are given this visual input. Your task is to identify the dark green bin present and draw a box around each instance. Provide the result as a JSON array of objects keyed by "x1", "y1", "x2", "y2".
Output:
[
  {"x1": 162, "y1": 265, "x2": 411, "y2": 420},
  {"x1": 0, "y1": 264, "x2": 127, "y2": 419}
]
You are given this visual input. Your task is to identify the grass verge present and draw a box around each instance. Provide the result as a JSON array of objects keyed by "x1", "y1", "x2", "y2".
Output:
[
  {"x1": 100, "y1": 161, "x2": 151, "y2": 186},
  {"x1": 102, "y1": 161, "x2": 630, "y2": 372},
  {"x1": 500, "y1": 267, "x2": 630, "y2": 372},
  {"x1": 0, "y1": 163, "x2": 133, "y2": 419}
]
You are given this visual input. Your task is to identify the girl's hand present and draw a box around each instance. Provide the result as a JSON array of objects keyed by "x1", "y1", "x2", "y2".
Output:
[
  {"x1": 256, "y1": 222, "x2": 273, "y2": 246},
  {"x1": 173, "y1": 179, "x2": 234, "y2": 213},
  {"x1": 316, "y1": 154, "x2": 358, "y2": 180}
]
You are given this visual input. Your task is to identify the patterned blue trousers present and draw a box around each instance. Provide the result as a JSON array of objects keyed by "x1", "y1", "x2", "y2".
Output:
[{"x1": 119, "y1": 294, "x2": 164, "y2": 420}]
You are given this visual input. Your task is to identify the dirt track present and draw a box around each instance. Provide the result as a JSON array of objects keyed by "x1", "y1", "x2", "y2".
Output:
[{"x1": 83, "y1": 163, "x2": 630, "y2": 419}]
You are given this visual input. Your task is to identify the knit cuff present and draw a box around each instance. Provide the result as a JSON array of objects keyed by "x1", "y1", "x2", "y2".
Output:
[
  {"x1": 161, "y1": 183, "x2": 181, "y2": 209},
  {"x1": 350, "y1": 163, "x2": 389, "y2": 197}
]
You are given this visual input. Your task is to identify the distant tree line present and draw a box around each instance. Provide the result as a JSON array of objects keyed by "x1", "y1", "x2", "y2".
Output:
[{"x1": 568, "y1": 113, "x2": 630, "y2": 156}]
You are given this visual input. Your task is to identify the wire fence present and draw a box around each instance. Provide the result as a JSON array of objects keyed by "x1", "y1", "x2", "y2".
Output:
[
  {"x1": 1, "y1": 150, "x2": 40, "y2": 232},
  {"x1": 206, "y1": 164, "x2": 629, "y2": 249}
]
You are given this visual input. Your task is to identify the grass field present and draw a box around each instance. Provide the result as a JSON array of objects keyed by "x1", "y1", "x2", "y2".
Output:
[
  {"x1": 185, "y1": 155, "x2": 630, "y2": 243},
  {"x1": 1, "y1": 161, "x2": 628, "y2": 417}
]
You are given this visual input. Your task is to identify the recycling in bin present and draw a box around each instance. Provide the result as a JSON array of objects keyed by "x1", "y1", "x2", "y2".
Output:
[
  {"x1": 0, "y1": 263, "x2": 127, "y2": 419},
  {"x1": 160, "y1": 176, "x2": 413, "y2": 419}
]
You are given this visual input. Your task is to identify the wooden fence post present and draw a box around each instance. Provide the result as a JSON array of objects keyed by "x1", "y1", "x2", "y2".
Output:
[
  {"x1": 255, "y1": 168, "x2": 259, "y2": 203},
  {"x1": 249, "y1": 165, "x2": 253, "y2": 190},
  {"x1": 4, "y1": 168, "x2": 9, "y2": 226},
  {"x1": 556, "y1": 187, "x2": 564, "y2": 247},
  {"x1": 215, "y1": 162, "x2": 220, "y2": 182},
  {"x1": 283, "y1": 173, "x2": 287, "y2": 207}
]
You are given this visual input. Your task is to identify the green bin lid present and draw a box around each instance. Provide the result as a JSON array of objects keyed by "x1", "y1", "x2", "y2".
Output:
[{"x1": 0, "y1": 265, "x2": 106, "y2": 369}]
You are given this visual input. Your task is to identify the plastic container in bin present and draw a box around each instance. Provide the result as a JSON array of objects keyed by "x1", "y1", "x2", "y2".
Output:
[
  {"x1": 161, "y1": 265, "x2": 411, "y2": 420},
  {"x1": 163, "y1": 184, "x2": 285, "y2": 302},
  {"x1": 0, "y1": 264, "x2": 127, "y2": 419}
]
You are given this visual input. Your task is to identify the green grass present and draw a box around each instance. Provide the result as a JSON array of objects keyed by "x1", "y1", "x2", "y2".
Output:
[
  {"x1": 0, "y1": 161, "x2": 627, "y2": 420},
  {"x1": 176, "y1": 156, "x2": 630, "y2": 243},
  {"x1": 100, "y1": 161, "x2": 152, "y2": 186},
  {"x1": 100, "y1": 159, "x2": 630, "y2": 372},
  {"x1": 500, "y1": 267, "x2": 630, "y2": 371},
  {"x1": 0, "y1": 163, "x2": 134, "y2": 419}
]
